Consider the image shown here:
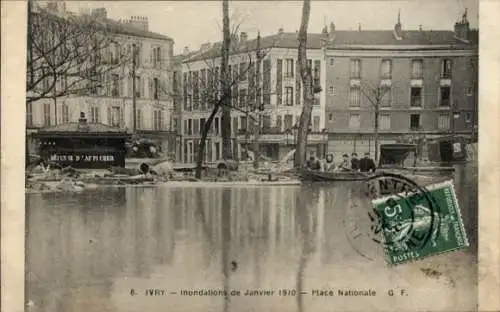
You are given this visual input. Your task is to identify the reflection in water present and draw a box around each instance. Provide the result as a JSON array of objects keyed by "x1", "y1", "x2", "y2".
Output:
[{"x1": 26, "y1": 164, "x2": 477, "y2": 312}]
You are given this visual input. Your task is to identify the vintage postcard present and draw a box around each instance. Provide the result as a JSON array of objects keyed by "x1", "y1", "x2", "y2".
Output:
[{"x1": 1, "y1": 0, "x2": 500, "y2": 311}]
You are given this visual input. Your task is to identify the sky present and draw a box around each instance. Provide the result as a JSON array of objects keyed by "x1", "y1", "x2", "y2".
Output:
[{"x1": 63, "y1": 0, "x2": 479, "y2": 54}]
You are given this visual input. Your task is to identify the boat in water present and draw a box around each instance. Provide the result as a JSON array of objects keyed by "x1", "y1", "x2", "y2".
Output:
[
  {"x1": 299, "y1": 169, "x2": 372, "y2": 182},
  {"x1": 298, "y1": 143, "x2": 456, "y2": 183}
]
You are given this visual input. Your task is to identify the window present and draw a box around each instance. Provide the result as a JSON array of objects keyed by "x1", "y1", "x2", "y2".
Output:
[
  {"x1": 172, "y1": 118, "x2": 178, "y2": 132},
  {"x1": 263, "y1": 115, "x2": 271, "y2": 129},
  {"x1": 349, "y1": 114, "x2": 360, "y2": 129},
  {"x1": 349, "y1": 87, "x2": 360, "y2": 107},
  {"x1": 111, "y1": 74, "x2": 120, "y2": 97},
  {"x1": 285, "y1": 87, "x2": 293, "y2": 106},
  {"x1": 193, "y1": 119, "x2": 200, "y2": 134},
  {"x1": 441, "y1": 59, "x2": 452, "y2": 78},
  {"x1": 62, "y1": 104, "x2": 69, "y2": 123},
  {"x1": 214, "y1": 117, "x2": 219, "y2": 135},
  {"x1": 465, "y1": 87, "x2": 473, "y2": 96},
  {"x1": 90, "y1": 106, "x2": 99, "y2": 123},
  {"x1": 439, "y1": 86, "x2": 451, "y2": 107},
  {"x1": 215, "y1": 142, "x2": 220, "y2": 161},
  {"x1": 284, "y1": 114, "x2": 293, "y2": 130},
  {"x1": 153, "y1": 46, "x2": 162, "y2": 68},
  {"x1": 349, "y1": 59, "x2": 361, "y2": 79},
  {"x1": 153, "y1": 78, "x2": 159, "y2": 100},
  {"x1": 313, "y1": 116, "x2": 320, "y2": 131},
  {"x1": 43, "y1": 103, "x2": 51, "y2": 126},
  {"x1": 379, "y1": 114, "x2": 391, "y2": 130},
  {"x1": 438, "y1": 113, "x2": 450, "y2": 129},
  {"x1": 200, "y1": 118, "x2": 206, "y2": 134},
  {"x1": 187, "y1": 119, "x2": 193, "y2": 135},
  {"x1": 285, "y1": 59, "x2": 294, "y2": 78},
  {"x1": 110, "y1": 106, "x2": 122, "y2": 127},
  {"x1": 410, "y1": 87, "x2": 422, "y2": 107},
  {"x1": 229, "y1": 117, "x2": 236, "y2": 136},
  {"x1": 153, "y1": 110, "x2": 163, "y2": 130},
  {"x1": 239, "y1": 89, "x2": 247, "y2": 108},
  {"x1": 410, "y1": 114, "x2": 420, "y2": 130},
  {"x1": 135, "y1": 75, "x2": 141, "y2": 98},
  {"x1": 240, "y1": 116, "x2": 247, "y2": 131},
  {"x1": 380, "y1": 59, "x2": 392, "y2": 79},
  {"x1": 465, "y1": 112, "x2": 473, "y2": 123},
  {"x1": 329, "y1": 85, "x2": 334, "y2": 95},
  {"x1": 136, "y1": 109, "x2": 142, "y2": 129},
  {"x1": 328, "y1": 113, "x2": 333, "y2": 122},
  {"x1": 329, "y1": 58, "x2": 334, "y2": 66},
  {"x1": 276, "y1": 115, "x2": 282, "y2": 130},
  {"x1": 381, "y1": 86, "x2": 392, "y2": 107},
  {"x1": 26, "y1": 103, "x2": 33, "y2": 126},
  {"x1": 411, "y1": 59, "x2": 423, "y2": 79}
]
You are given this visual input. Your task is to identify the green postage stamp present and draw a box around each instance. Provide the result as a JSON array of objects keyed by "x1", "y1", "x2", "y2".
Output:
[{"x1": 371, "y1": 179, "x2": 469, "y2": 265}]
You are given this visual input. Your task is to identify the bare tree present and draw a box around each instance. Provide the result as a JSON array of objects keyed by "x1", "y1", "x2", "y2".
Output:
[
  {"x1": 27, "y1": 4, "x2": 132, "y2": 104},
  {"x1": 295, "y1": 0, "x2": 314, "y2": 168},
  {"x1": 220, "y1": 0, "x2": 232, "y2": 160},
  {"x1": 359, "y1": 81, "x2": 390, "y2": 161},
  {"x1": 180, "y1": 33, "x2": 276, "y2": 179}
]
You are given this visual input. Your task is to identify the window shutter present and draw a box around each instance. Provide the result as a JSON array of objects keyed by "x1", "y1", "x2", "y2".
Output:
[
  {"x1": 160, "y1": 111, "x2": 164, "y2": 130},
  {"x1": 120, "y1": 107, "x2": 124, "y2": 128},
  {"x1": 107, "y1": 107, "x2": 111, "y2": 125}
]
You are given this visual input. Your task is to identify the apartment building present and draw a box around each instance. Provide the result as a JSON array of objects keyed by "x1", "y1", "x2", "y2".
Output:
[
  {"x1": 177, "y1": 30, "x2": 328, "y2": 163},
  {"x1": 27, "y1": 2, "x2": 177, "y2": 156},
  {"x1": 323, "y1": 11, "x2": 478, "y2": 158}
]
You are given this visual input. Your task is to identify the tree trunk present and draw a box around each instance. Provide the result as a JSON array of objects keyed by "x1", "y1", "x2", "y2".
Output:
[
  {"x1": 294, "y1": 0, "x2": 313, "y2": 169},
  {"x1": 195, "y1": 105, "x2": 220, "y2": 179},
  {"x1": 220, "y1": 0, "x2": 232, "y2": 160},
  {"x1": 374, "y1": 106, "x2": 379, "y2": 162},
  {"x1": 252, "y1": 32, "x2": 262, "y2": 169}
]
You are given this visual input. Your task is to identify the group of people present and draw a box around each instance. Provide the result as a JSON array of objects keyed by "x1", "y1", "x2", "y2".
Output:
[{"x1": 306, "y1": 152, "x2": 377, "y2": 173}]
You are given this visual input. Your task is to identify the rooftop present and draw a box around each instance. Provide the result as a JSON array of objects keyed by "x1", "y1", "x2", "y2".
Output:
[{"x1": 179, "y1": 29, "x2": 478, "y2": 63}]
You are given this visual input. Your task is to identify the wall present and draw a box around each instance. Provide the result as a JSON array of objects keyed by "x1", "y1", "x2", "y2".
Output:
[{"x1": 325, "y1": 50, "x2": 478, "y2": 134}]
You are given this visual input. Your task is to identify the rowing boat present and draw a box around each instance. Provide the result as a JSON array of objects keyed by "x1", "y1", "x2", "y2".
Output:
[{"x1": 299, "y1": 169, "x2": 371, "y2": 182}]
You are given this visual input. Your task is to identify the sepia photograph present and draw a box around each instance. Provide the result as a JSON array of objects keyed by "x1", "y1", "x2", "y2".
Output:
[{"x1": 4, "y1": 0, "x2": 489, "y2": 311}]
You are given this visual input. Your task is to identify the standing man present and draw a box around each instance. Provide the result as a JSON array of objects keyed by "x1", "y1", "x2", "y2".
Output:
[
  {"x1": 359, "y1": 152, "x2": 376, "y2": 173},
  {"x1": 351, "y1": 152, "x2": 360, "y2": 171}
]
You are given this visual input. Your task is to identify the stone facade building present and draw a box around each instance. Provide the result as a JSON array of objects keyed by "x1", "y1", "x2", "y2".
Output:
[
  {"x1": 171, "y1": 10, "x2": 477, "y2": 164},
  {"x1": 323, "y1": 11, "x2": 478, "y2": 158},
  {"x1": 27, "y1": 1, "x2": 177, "y2": 157},
  {"x1": 176, "y1": 30, "x2": 329, "y2": 163}
]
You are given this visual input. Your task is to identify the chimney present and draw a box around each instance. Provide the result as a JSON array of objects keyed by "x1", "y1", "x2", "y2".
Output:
[
  {"x1": 393, "y1": 9, "x2": 403, "y2": 40},
  {"x1": 418, "y1": 24, "x2": 423, "y2": 31},
  {"x1": 183, "y1": 46, "x2": 189, "y2": 55},
  {"x1": 278, "y1": 27, "x2": 284, "y2": 35},
  {"x1": 124, "y1": 16, "x2": 149, "y2": 32},
  {"x1": 240, "y1": 32, "x2": 248, "y2": 42},
  {"x1": 454, "y1": 8, "x2": 470, "y2": 42},
  {"x1": 358, "y1": 23, "x2": 362, "y2": 31}
]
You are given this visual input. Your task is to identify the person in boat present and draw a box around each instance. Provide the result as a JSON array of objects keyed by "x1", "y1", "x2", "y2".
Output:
[
  {"x1": 306, "y1": 156, "x2": 321, "y2": 171},
  {"x1": 324, "y1": 154, "x2": 335, "y2": 172},
  {"x1": 337, "y1": 154, "x2": 351, "y2": 172},
  {"x1": 351, "y1": 152, "x2": 360, "y2": 171},
  {"x1": 359, "y1": 152, "x2": 376, "y2": 173}
]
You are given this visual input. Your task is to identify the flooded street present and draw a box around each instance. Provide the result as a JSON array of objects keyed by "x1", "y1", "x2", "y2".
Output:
[{"x1": 25, "y1": 164, "x2": 477, "y2": 312}]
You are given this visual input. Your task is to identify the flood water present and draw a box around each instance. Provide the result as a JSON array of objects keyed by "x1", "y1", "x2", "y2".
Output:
[{"x1": 26, "y1": 164, "x2": 477, "y2": 312}]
